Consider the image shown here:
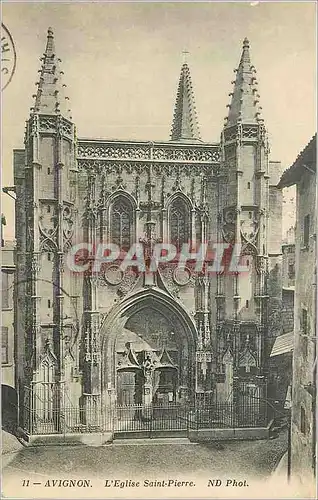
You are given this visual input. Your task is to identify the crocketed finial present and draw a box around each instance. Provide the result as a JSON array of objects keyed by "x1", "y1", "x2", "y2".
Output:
[{"x1": 243, "y1": 37, "x2": 250, "y2": 49}]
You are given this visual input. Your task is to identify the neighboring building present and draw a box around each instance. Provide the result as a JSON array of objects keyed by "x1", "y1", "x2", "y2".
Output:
[
  {"x1": 279, "y1": 134, "x2": 317, "y2": 485},
  {"x1": 282, "y1": 227, "x2": 295, "y2": 334},
  {"x1": 1, "y1": 241, "x2": 15, "y2": 387},
  {"x1": 268, "y1": 229, "x2": 295, "y2": 414},
  {"x1": 269, "y1": 331, "x2": 293, "y2": 417},
  {"x1": 11, "y1": 30, "x2": 283, "y2": 436},
  {"x1": 282, "y1": 227, "x2": 295, "y2": 288}
]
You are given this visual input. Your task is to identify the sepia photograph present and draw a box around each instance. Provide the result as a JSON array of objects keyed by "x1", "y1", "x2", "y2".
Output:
[{"x1": 1, "y1": 1, "x2": 317, "y2": 498}]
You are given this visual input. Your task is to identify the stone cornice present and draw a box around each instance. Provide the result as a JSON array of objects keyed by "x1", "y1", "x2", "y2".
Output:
[{"x1": 77, "y1": 138, "x2": 220, "y2": 165}]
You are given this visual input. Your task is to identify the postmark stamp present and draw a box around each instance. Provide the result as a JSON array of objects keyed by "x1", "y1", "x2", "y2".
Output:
[{"x1": 1, "y1": 23, "x2": 16, "y2": 90}]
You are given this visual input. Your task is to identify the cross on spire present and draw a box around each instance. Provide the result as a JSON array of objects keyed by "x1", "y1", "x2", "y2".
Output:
[
  {"x1": 170, "y1": 56, "x2": 201, "y2": 143},
  {"x1": 182, "y1": 49, "x2": 189, "y2": 64}
]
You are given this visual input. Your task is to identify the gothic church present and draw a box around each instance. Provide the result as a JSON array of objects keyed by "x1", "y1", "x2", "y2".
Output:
[{"x1": 13, "y1": 29, "x2": 282, "y2": 434}]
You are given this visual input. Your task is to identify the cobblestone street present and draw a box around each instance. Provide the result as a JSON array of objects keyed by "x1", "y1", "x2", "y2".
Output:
[
  {"x1": 4, "y1": 429, "x2": 314, "y2": 498},
  {"x1": 3, "y1": 431, "x2": 287, "y2": 482}
]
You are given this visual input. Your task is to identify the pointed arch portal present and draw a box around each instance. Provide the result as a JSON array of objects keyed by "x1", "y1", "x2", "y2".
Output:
[{"x1": 100, "y1": 288, "x2": 198, "y2": 407}]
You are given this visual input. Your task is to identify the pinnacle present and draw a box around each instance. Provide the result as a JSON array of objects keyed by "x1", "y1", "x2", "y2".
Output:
[
  {"x1": 170, "y1": 62, "x2": 202, "y2": 143},
  {"x1": 243, "y1": 37, "x2": 250, "y2": 48},
  {"x1": 224, "y1": 38, "x2": 263, "y2": 127},
  {"x1": 31, "y1": 28, "x2": 72, "y2": 120}
]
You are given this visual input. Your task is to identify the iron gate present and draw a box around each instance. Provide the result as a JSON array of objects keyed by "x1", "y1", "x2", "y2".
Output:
[{"x1": 114, "y1": 404, "x2": 189, "y2": 438}]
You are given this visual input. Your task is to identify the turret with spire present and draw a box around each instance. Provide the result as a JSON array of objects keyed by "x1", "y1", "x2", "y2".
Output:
[
  {"x1": 170, "y1": 60, "x2": 202, "y2": 143},
  {"x1": 31, "y1": 27, "x2": 72, "y2": 118},
  {"x1": 17, "y1": 28, "x2": 78, "y2": 397},
  {"x1": 224, "y1": 37, "x2": 263, "y2": 128},
  {"x1": 217, "y1": 38, "x2": 271, "y2": 405}
]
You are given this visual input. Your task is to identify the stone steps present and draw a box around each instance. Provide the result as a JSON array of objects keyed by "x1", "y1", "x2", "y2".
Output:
[{"x1": 112, "y1": 437, "x2": 194, "y2": 446}]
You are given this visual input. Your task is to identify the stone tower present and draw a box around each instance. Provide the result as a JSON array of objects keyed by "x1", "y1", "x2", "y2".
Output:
[
  {"x1": 215, "y1": 38, "x2": 282, "y2": 409},
  {"x1": 14, "y1": 28, "x2": 79, "y2": 423}
]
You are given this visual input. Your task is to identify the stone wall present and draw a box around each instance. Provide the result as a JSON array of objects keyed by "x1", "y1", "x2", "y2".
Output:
[
  {"x1": 282, "y1": 289, "x2": 294, "y2": 334},
  {"x1": 291, "y1": 166, "x2": 316, "y2": 484}
]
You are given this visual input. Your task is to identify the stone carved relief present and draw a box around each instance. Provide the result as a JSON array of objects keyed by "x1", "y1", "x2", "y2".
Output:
[
  {"x1": 63, "y1": 239, "x2": 73, "y2": 254},
  {"x1": 30, "y1": 254, "x2": 41, "y2": 274},
  {"x1": 255, "y1": 255, "x2": 268, "y2": 274},
  {"x1": 78, "y1": 144, "x2": 149, "y2": 160},
  {"x1": 98, "y1": 265, "x2": 138, "y2": 298},
  {"x1": 221, "y1": 208, "x2": 236, "y2": 244},
  {"x1": 77, "y1": 142, "x2": 220, "y2": 163},
  {"x1": 224, "y1": 127, "x2": 237, "y2": 142},
  {"x1": 39, "y1": 116, "x2": 56, "y2": 132},
  {"x1": 241, "y1": 240, "x2": 258, "y2": 256},
  {"x1": 39, "y1": 203, "x2": 58, "y2": 240},
  {"x1": 238, "y1": 348, "x2": 257, "y2": 372},
  {"x1": 63, "y1": 327, "x2": 75, "y2": 361},
  {"x1": 62, "y1": 205, "x2": 74, "y2": 241},
  {"x1": 103, "y1": 265, "x2": 124, "y2": 286},
  {"x1": 78, "y1": 160, "x2": 219, "y2": 179},
  {"x1": 196, "y1": 351, "x2": 212, "y2": 379},
  {"x1": 222, "y1": 346, "x2": 233, "y2": 365},
  {"x1": 60, "y1": 119, "x2": 73, "y2": 137},
  {"x1": 240, "y1": 213, "x2": 259, "y2": 243},
  {"x1": 116, "y1": 346, "x2": 176, "y2": 381},
  {"x1": 152, "y1": 147, "x2": 219, "y2": 163},
  {"x1": 173, "y1": 267, "x2": 191, "y2": 286},
  {"x1": 37, "y1": 338, "x2": 57, "y2": 374},
  {"x1": 84, "y1": 321, "x2": 101, "y2": 365},
  {"x1": 159, "y1": 264, "x2": 181, "y2": 298},
  {"x1": 243, "y1": 125, "x2": 258, "y2": 139},
  {"x1": 40, "y1": 236, "x2": 57, "y2": 253}
]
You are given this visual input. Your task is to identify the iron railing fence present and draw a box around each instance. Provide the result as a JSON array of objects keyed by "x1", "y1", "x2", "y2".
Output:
[
  {"x1": 21, "y1": 399, "x2": 268, "y2": 435},
  {"x1": 114, "y1": 404, "x2": 189, "y2": 434},
  {"x1": 188, "y1": 401, "x2": 268, "y2": 429},
  {"x1": 25, "y1": 406, "x2": 114, "y2": 435}
]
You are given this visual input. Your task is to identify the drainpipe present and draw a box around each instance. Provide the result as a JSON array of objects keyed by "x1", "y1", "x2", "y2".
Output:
[{"x1": 287, "y1": 410, "x2": 292, "y2": 482}]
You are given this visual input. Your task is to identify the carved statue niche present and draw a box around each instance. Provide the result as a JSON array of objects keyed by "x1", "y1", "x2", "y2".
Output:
[
  {"x1": 39, "y1": 202, "x2": 58, "y2": 240},
  {"x1": 238, "y1": 335, "x2": 257, "y2": 375},
  {"x1": 143, "y1": 351, "x2": 156, "y2": 384},
  {"x1": 62, "y1": 205, "x2": 74, "y2": 242},
  {"x1": 240, "y1": 209, "x2": 259, "y2": 245},
  {"x1": 222, "y1": 208, "x2": 236, "y2": 244}
]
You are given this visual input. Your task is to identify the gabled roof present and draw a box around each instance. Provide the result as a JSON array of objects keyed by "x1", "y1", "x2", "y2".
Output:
[
  {"x1": 170, "y1": 62, "x2": 202, "y2": 143},
  {"x1": 278, "y1": 134, "x2": 316, "y2": 188}
]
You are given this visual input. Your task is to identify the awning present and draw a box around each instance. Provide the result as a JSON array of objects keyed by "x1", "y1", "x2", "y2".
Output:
[{"x1": 270, "y1": 332, "x2": 294, "y2": 357}]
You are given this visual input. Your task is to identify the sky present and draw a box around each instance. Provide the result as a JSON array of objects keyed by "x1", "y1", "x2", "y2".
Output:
[{"x1": 1, "y1": 1, "x2": 316, "y2": 240}]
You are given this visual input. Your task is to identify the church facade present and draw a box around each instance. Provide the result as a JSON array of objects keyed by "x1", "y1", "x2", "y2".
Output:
[{"x1": 13, "y1": 29, "x2": 282, "y2": 435}]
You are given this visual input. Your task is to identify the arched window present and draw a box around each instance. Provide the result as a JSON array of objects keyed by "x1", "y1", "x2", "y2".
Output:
[
  {"x1": 110, "y1": 196, "x2": 133, "y2": 250},
  {"x1": 36, "y1": 352, "x2": 56, "y2": 424},
  {"x1": 169, "y1": 197, "x2": 190, "y2": 248}
]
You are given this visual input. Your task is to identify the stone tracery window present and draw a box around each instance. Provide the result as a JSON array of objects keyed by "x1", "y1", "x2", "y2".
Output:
[
  {"x1": 110, "y1": 196, "x2": 133, "y2": 250},
  {"x1": 169, "y1": 197, "x2": 190, "y2": 248},
  {"x1": 36, "y1": 352, "x2": 56, "y2": 423}
]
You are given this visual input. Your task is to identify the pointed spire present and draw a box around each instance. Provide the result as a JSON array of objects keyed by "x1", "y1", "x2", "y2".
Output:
[
  {"x1": 31, "y1": 28, "x2": 72, "y2": 119},
  {"x1": 225, "y1": 38, "x2": 263, "y2": 127},
  {"x1": 171, "y1": 62, "x2": 202, "y2": 143}
]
